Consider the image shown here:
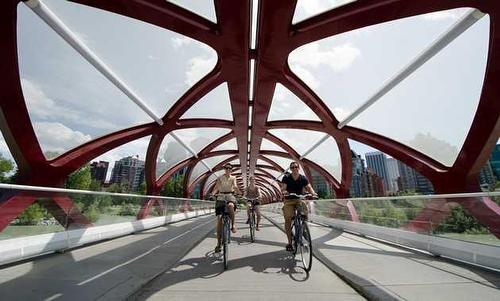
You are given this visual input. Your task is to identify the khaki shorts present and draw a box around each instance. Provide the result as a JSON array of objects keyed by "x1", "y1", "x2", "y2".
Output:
[
  {"x1": 215, "y1": 194, "x2": 236, "y2": 216},
  {"x1": 282, "y1": 199, "x2": 308, "y2": 221}
]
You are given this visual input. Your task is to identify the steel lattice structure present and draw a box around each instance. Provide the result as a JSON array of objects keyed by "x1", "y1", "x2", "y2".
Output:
[{"x1": 0, "y1": 0, "x2": 499, "y2": 237}]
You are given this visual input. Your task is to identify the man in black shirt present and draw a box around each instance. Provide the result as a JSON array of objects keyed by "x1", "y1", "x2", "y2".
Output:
[{"x1": 280, "y1": 162, "x2": 317, "y2": 252}]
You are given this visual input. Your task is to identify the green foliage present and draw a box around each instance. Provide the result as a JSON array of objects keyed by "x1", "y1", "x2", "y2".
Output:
[
  {"x1": 81, "y1": 203, "x2": 100, "y2": 223},
  {"x1": 317, "y1": 190, "x2": 331, "y2": 199},
  {"x1": 160, "y1": 176, "x2": 184, "y2": 197},
  {"x1": 0, "y1": 153, "x2": 14, "y2": 183},
  {"x1": 435, "y1": 206, "x2": 489, "y2": 234},
  {"x1": 138, "y1": 182, "x2": 147, "y2": 195},
  {"x1": 16, "y1": 202, "x2": 47, "y2": 225},
  {"x1": 65, "y1": 165, "x2": 92, "y2": 190},
  {"x1": 119, "y1": 203, "x2": 138, "y2": 216}
]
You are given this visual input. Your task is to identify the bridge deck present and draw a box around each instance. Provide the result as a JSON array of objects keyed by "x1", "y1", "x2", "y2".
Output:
[{"x1": 0, "y1": 212, "x2": 498, "y2": 300}]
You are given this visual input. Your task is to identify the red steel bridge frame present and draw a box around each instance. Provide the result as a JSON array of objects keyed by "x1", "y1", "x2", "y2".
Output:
[{"x1": 0, "y1": 0, "x2": 499, "y2": 237}]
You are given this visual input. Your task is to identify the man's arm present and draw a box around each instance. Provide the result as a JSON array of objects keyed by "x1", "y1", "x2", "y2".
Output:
[
  {"x1": 305, "y1": 183, "x2": 317, "y2": 197},
  {"x1": 233, "y1": 178, "x2": 242, "y2": 195},
  {"x1": 212, "y1": 178, "x2": 220, "y2": 195}
]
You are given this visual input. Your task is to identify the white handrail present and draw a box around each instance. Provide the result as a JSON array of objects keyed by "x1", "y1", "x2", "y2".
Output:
[
  {"x1": 304, "y1": 191, "x2": 500, "y2": 202},
  {"x1": 0, "y1": 183, "x2": 211, "y2": 202}
]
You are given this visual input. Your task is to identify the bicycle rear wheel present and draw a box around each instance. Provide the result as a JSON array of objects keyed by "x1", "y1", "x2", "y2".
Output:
[
  {"x1": 299, "y1": 221, "x2": 313, "y2": 272},
  {"x1": 249, "y1": 211, "x2": 256, "y2": 242},
  {"x1": 223, "y1": 217, "x2": 230, "y2": 270}
]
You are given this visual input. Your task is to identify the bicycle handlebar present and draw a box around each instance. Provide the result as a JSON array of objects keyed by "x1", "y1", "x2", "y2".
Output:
[
  {"x1": 285, "y1": 193, "x2": 318, "y2": 200},
  {"x1": 240, "y1": 197, "x2": 259, "y2": 201}
]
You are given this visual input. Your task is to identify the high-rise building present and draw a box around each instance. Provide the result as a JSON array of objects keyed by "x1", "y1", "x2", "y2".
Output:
[
  {"x1": 386, "y1": 158, "x2": 400, "y2": 193},
  {"x1": 110, "y1": 156, "x2": 145, "y2": 191},
  {"x1": 362, "y1": 168, "x2": 385, "y2": 197},
  {"x1": 311, "y1": 169, "x2": 331, "y2": 198},
  {"x1": 479, "y1": 159, "x2": 497, "y2": 190},
  {"x1": 90, "y1": 161, "x2": 109, "y2": 184},
  {"x1": 365, "y1": 151, "x2": 389, "y2": 193},
  {"x1": 490, "y1": 144, "x2": 500, "y2": 179},
  {"x1": 415, "y1": 171, "x2": 434, "y2": 194},
  {"x1": 397, "y1": 161, "x2": 417, "y2": 192},
  {"x1": 350, "y1": 150, "x2": 365, "y2": 198}
]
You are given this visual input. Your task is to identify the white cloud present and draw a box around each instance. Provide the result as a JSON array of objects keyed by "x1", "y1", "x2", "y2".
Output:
[
  {"x1": 185, "y1": 54, "x2": 217, "y2": 86},
  {"x1": 21, "y1": 78, "x2": 119, "y2": 131},
  {"x1": 290, "y1": 42, "x2": 361, "y2": 72},
  {"x1": 172, "y1": 36, "x2": 193, "y2": 50},
  {"x1": 423, "y1": 11, "x2": 460, "y2": 21},
  {"x1": 295, "y1": 0, "x2": 356, "y2": 22},
  {"x1": 33, "y1": 122, "x2": 92, "y2": 154},
  {"x1": 298, "y1": 0, "x2": 354, "y2": 15},
  {"x1": 293, "y1": 65, "x2": 320, "y2": 89},
  {"x1": 332, "y1": 107, "x2": 350, "y2": 121},
  {"x1": 21, "y1": 78, "x2": 57, "y2": 119}
]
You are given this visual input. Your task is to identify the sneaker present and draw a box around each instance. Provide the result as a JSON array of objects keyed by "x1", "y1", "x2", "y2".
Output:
[
  {"x1": 286, "y1": 244, "x2": 294, "y2": 252},
  {"x1": 214, "y1": 245, "x2": 221, "y2": 253}
]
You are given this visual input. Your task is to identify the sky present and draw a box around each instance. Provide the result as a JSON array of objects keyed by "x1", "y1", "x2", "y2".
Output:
[{"x1": 0, "y1": 0, "x2": 496, "y2": 183}]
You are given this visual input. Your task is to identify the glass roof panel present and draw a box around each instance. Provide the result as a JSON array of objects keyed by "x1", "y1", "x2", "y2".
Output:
[
  {"x1": 293, "y1": 0, "x2": 357, "y2": 24},
  {"x1": 212, "y1": 138, "x2": 238, "y2": 152},
  {"x1": 260, "y1": 138, "x2": 286, "y2": 152},
  {"x1": 92, "y1": 136, "x2": 151, "y2": 183},
  {"x1": 189, "y1": 154, "x2": 233, "y2": 185},
  {"x1": 204, "y1": 173, "x2": 218, "y2": 191},
  {"x1": 181, "y1": 83, "x2": 233, "y2": 120},
  {"x1": 257, "y1": 167, "x2": 282, "y2": 179},
  {"x1": 349, "y1": 14, "x2": 489, "y2": 167},
  {"x1": 168, "y1": 0, "x2": 217, "y2": 22},
  {"x1": 42, "y1": 0, "x2": 217, "y2": 118},
  {"x1": 305, "y1": 136, "x2": 342, "y2": 181},
  {"x1": 262, "y1": 155, "x2": 294, "y2": 171},
  {"x1": 171, "y1": 128, "x2": 231, "y2": 154},
  {"x1": 288, "y1": 8, "x2": 470, "y2": 126},
  {"x1": 267, "y1": 84, "x2": 321, "y2": 121},
  {"x1": 156, "y1": 133, "x2": 191, "y2": 179},
  {"x1": 268, "y1": 129, "x2": 325, "y2": 155},
  {"x1": 17, "y1": 4, "x2": 153, "y2": 159}
]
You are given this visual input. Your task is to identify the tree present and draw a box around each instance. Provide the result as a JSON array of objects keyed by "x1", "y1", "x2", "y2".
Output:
[
  {"x1": 0, "y1": 153, "x2": 14, "y2": 183},
  {"x1": 65, "y1": 165, "x2": 91, "y2": 190},
  {"x1": 160, "y1": 176, "x2": 184, "y2": 197},
  {"x1": 16, "y1": 202, "x2": 47, "y2": 225}
]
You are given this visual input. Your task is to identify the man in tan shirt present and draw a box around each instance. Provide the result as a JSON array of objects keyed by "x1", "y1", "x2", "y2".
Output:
[{"x1": 212, "y1": 163, "x2": 241, "y2": 253}]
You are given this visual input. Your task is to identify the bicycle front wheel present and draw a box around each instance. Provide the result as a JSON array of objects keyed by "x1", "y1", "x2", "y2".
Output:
[
  {"x1": 223, "y1": 218, "x2": 230, "y2": 270},
  {"x1": 299, "y1": 221, "x2": 313, "y2": 272}
]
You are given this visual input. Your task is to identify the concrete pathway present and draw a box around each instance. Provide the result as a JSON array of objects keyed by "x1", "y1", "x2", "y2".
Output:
[
  {"x1": 0, "y1": 215, "x2": 214, "y2": 300},
  {"x1": 265, "y1": 211, "x2": 500, "y2": 301},
  {"x1": 133, "y1": 214, "x2": 365, "y2": 301}
]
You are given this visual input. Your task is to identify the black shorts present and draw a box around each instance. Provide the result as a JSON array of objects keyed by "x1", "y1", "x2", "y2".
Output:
[{"x1": 215, "y1": 200, "x2": 237, "y2": 216}]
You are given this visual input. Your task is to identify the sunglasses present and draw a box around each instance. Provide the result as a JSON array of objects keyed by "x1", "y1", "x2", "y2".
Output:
[{"x1": 224, "y1": 166, "x2": 232, "y2": 170}]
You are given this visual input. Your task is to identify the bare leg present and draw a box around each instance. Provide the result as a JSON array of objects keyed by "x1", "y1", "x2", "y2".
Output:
[{"x1": 228, "y1": 203, "x2": 236, "y2": 233}]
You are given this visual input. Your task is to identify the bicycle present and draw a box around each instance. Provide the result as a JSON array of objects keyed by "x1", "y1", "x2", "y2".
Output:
[
  {"x1": 286, "y1": 193, "x2": 316, "y2": 272},
  {"x1": 241, "y1": 197, "x2": 259, "y2": 242},
  {"x1": 212, "y1": 193, "x2": 234, "y2": 270}
]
